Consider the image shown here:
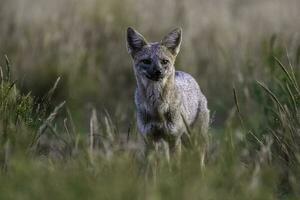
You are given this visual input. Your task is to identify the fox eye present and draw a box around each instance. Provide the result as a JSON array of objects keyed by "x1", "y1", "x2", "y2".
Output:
[
  {"x1": 161, "y1": 59, "x2": 169, "y2": 65},
  {"x1": 141, "y1": 59, "x2": 152, "y2": 65}
]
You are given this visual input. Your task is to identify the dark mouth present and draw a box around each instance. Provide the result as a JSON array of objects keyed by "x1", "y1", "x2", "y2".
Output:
[{"x1": 145, "y1": 73, "x2": 163, "y2": 81}]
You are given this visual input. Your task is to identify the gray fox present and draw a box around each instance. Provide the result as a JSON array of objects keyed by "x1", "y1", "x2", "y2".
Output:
[{"x1": 126, "y1": 27, "x2": 209, "y2": 154}]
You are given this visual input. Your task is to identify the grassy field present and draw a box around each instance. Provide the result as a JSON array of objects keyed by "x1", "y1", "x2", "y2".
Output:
[{"x1": 0, "y1": 0, "x2": 300, "y2": 199}]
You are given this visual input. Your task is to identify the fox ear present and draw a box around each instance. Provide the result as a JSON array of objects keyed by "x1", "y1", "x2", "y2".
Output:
[
  {"x1": 161, "y1": 28, "x2": 182, "y2": 56},
  {"x1": 127, "y1": 27, "x2": 147, "y2": 54}
]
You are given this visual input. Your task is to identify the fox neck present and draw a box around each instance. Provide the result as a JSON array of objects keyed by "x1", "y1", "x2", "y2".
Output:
[{"x1": 136, "y1": 71, "x2": 176, "y2": 106}]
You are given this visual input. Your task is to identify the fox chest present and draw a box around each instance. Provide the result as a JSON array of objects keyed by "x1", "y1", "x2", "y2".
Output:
[
  {"x1": 138, "y1": 100, "x2": 183, "y2": 134},
  {"x1": 135, "y1": 87, "x2": 184, "y2": 136},
  {"x1": 142, "y1": 102, "x2": 175, "y2": 124}
]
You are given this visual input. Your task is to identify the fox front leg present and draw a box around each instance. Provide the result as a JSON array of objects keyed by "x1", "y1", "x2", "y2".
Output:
[{"x1": 162, "y1": 134, "x2": 182, "y2": 157}]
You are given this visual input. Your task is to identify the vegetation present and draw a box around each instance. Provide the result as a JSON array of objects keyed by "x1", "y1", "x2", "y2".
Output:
[{"x1": 0, "y1": 0, "x2": 300, "y2": 199}]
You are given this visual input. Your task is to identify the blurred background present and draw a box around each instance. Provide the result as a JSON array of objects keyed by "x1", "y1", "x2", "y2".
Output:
[{"x1": 1, "y1": 0, "x2": 300, "y2": 132}]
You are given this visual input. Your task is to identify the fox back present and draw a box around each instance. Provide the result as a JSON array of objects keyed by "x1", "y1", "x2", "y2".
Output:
[{"x1": 126, "y1": 27, "x2": 209, "y2": 151}]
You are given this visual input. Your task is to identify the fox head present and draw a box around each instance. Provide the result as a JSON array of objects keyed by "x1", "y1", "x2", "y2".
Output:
[{"x1": 126, "y1": 27, "x2": 182, "y2": 82}]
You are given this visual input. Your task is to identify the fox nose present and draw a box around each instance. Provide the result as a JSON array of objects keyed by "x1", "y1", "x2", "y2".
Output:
[{"x1": 153, "y1": 68, "x2": 162, "y2": 76}]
